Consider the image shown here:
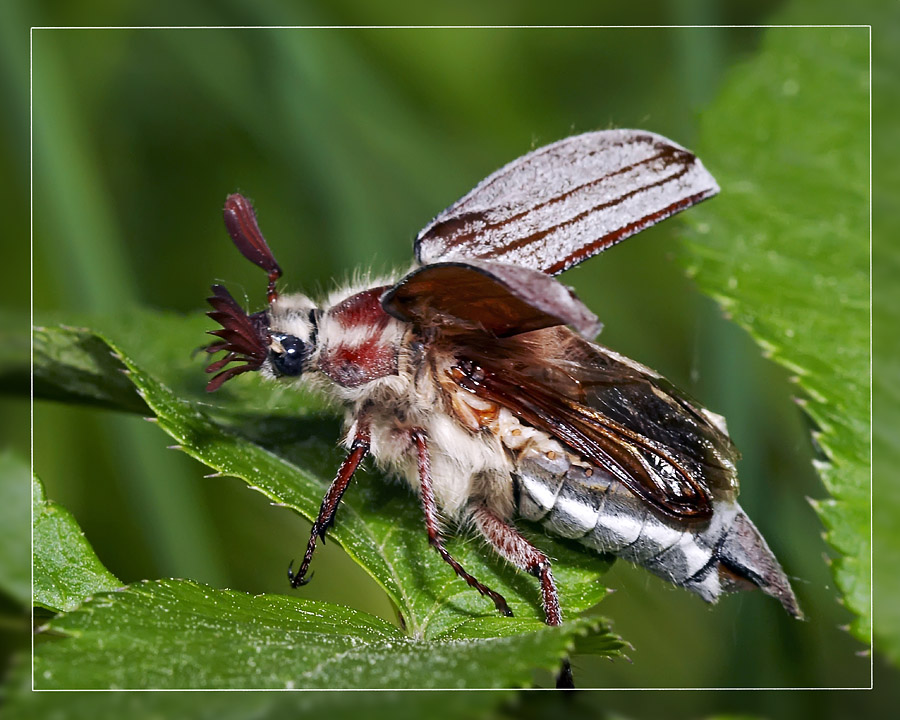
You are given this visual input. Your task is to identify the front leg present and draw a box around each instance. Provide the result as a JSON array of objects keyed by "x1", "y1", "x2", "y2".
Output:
[
  {"x1": 411, "y1": 428, "x2": 512, "y2": 617},
  {"x1": 288, "y1": 422, "x2": 370, "y2": 588}
]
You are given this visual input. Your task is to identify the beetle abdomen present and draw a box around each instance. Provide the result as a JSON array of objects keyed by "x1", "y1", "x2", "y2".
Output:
[{"x1": 514, "y1": 447, "x2": 802, "y2": 618}]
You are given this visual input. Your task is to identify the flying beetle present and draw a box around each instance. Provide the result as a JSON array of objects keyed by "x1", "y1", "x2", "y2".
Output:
[{"x1": 204, "y1": 130, "x2": 802, "y2": 676}]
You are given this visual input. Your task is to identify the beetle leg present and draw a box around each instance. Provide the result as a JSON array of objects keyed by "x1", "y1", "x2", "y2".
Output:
[
  {"x1": 288, "y1": 424, "x2": 370, "y2": 588},
  {"x1": 470, "y1": 504, "x2": 562, "y2": 626},
  {"x1": 411, "y1": 428, "x2": 512, "y2": 617},
  {"x1": 471, "y1": 504, "x2": 574, "y2": 688}
]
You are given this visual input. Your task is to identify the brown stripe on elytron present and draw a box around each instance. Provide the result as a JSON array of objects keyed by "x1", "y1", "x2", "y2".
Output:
[
  {"x1": 433, "y1": 144, "x2": 694, "y2": 265},
  {"x1": 446, "y1": 133, "x2": 660, "y2": 220},
  {"x1": 479, "y1": 157, "x2": 694, "y2": 266},
  {"x1": 419, "y1": 137, "x2": 675, "y2": 255},
  {"x1": 544, "y1": 189, "x2": 713, "y2": 275}
]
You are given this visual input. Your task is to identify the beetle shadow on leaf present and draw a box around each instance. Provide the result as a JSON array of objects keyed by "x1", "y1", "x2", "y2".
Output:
[{"x1": 213, "y1": 412, "x2": 343, "y2": 462}]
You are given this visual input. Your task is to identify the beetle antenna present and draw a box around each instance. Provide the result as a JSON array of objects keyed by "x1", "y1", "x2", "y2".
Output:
[
  {"x1": 223, "y1": 193, "x2": 283, "y2": 304},
  {"x1": 204, "y1": 285, "x2": 269, "y2": 391}
]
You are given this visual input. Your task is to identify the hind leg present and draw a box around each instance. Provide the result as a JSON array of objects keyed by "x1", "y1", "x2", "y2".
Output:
[
  {"x1": 470, "y1": 505, "x2": 563, "y2": 627},
  {"x1": 471, "y1": 504, "x2": 573, "y2": 687}
]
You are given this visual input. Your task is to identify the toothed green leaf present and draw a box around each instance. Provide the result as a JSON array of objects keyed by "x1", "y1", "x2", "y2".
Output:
[
  {"x1": 681, "y1": 24, "x2": 870, "y2": 645},
  {"x1": 30, "y1": 322, "x2": 622, "y2": 688},
  {"x1": 32, "y1": 472, "x2": 121, "y2": 613},
  {"x1": 34, "y1": 579, "x2": 609, "y2": 689}
]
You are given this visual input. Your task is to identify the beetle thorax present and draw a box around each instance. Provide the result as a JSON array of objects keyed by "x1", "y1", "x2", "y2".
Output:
[{"x1": 264, "y1": 284, "x2": 410, "y2": 402}]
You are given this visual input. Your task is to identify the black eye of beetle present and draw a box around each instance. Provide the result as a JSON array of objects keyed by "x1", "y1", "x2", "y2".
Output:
[{"x1": 269, "y1": 334, "x2": 307, "y2": 377}]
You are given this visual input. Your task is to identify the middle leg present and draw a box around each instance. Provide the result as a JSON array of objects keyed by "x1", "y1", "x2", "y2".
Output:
[{"x1": 410, "y1": 428, "x2": 512, "y2": 617}]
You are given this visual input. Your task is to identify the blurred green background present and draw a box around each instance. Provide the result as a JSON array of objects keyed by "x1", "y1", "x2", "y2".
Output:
[{"x1": 2, "y1": 0, "x2": 890, "y2": 716}]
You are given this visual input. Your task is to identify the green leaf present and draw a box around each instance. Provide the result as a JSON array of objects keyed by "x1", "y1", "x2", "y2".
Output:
[
  {"x1": 31, "y1": 323, "x2": 620, "y2": 687},
  {"x1": 0, "y1": 450, "x2": 30, "y2": 606},
  {"x1": 32, "y1": 472, "x2": 121, "y2": 612},
  {"x1": 33, "y1": 578, "x2": 610, "y2": 690},
  {"x1": 32, "y1": 325, "x2": 147, "y2": 414},
  {"x1": 681, "y1": 25, "x2": 870, "y2": 643},
  {"x1": 27, "y1": 312, "x2": 330, "y2": 419},
  {"x1": 9, "y1": 657, "x2": 506, "y2": 720},
  {"x1": 3, "y1": 691, "x2": 506, "y2": 720},
  {"x1": 24, "y1": 457, "x2": 613, "y2": 692},
  {"x1": 872, "y1": 9, "x2": 900, "y2": 667}
]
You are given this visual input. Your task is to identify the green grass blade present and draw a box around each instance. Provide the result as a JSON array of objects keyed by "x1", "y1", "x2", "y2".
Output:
[{"x1": 0, "y1": 451, "x2": 31, "y2": 607}]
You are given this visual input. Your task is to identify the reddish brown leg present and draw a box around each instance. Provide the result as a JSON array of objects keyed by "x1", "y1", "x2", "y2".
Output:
[
  {"x1": 471, "y1": 504, "x2": 574, "y2": 689},
  {"x1": 288, "y1": 425, "x2": 370, "y2": 588},
  {"x1": 471, "y1": 505, "x2": 562, "y2": 626},
  {"x1": 411, "y1": 428, "x2": 512, "y2": 617}
]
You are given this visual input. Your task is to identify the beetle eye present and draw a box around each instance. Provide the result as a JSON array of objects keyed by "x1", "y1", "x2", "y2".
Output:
[{"x1": 269, "y1": 334, "x2": 307, "y2": 377}]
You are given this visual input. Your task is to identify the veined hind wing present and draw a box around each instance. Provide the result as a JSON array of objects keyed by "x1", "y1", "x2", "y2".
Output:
[{"x1": 450, "y1": 326, "x2": 739, "y2": 520}]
